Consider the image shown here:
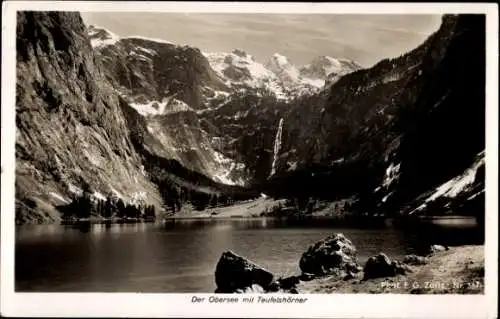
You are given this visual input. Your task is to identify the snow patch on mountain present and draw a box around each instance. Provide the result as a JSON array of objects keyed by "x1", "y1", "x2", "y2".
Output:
[
  {"x1": 303, "y1": 56, "x2": 363, "y2": 87},
  {"x1": 129, "y1": 97, "x2": 194, "y2": 117},
  {"x1": 50, "y1": 192, "x2": 70, "y2": 204},
  {"x1": 129, "y1": 51, "x2": 153, "y2": 63},
  {"x1": 203, "y1": 50, "x2": 361, "y2": 100},
  {"x1": 129, "y1": 100, "x2": 167, "y2": 116},
  {"x1": 124, "y1": 35, "x2": 174, "y2": 45},
  {"x1": 202, "y1": 50, "x2": 290, "y2": 98},
  {"x1": 425, "y1": 152, "x2": 484, "y2": 202},
  {"x1": 68, "y1": 183, "x2": 83, "y2": 196},
  {"x1": 93, "y1": 191, "x2": 107, "y2": 201},
  {"x1": 87, "y1": 25, "x2": 120, "y2": 48},
  {"x1": 266, "y1": 53, "x2": 302, "y2": 87},
  {"x1": 211, "y1": 151, "x2": 246, "y2": 186},
  {"x1": 88, "y1": 26, "x2": 175, "y2": 49},
  {"x1": 301, "y1": 78, "x2": 326, "y2": 88},
  {"x1": 382, "y1": 162, "x2": 401, "y2": 188},
  {"x1": 137, "y1": 47, "x2": 157, "y2": 56},
  {"x1": 409, "y1": 151, "x2": 484, "y2": 215}
]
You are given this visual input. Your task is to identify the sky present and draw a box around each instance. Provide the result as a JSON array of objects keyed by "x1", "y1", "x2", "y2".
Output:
[{"x1": 81, "y1": 13, "x2": 442, "y2": 67}]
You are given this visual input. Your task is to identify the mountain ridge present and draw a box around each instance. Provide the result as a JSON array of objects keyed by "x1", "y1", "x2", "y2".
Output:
[
  {"x1": 88, "y1": 25, "x2": 362, "y2": 101},
  {"x1": 87, "y1": 24, "x2": 362, "y2": 186}
]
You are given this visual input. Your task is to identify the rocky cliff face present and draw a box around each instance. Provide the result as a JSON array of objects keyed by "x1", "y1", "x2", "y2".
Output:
[
  {"x1": 267, "y1": 14, "x2": 485, "y2": 217},
  {"x1": 15, "y1": 12, "x2": 164, "y2": 223},
  {"x1": 204, "y1": 50, "x2": 360, "y2": 99}
]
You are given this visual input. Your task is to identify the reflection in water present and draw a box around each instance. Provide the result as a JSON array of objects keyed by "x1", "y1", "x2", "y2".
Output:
[
  {"x1": 75, "y1": 222, "x2": 91, "y2": 233},
  {"x1": 16, "y1": 217, "x2": 483, "y2": 293},
  {"x1": 260, "y1": 218, "x2": 268, "y2": 228}
]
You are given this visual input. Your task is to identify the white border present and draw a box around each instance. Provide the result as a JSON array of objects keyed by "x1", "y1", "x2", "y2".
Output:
[{"x1": 1, "y1": 2, "x2": 498, "y2": 318}]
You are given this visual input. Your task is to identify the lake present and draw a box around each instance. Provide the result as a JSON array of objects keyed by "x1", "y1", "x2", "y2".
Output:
[{"x1": 15, "y1": 217, "x2": 483, "y2": 292}]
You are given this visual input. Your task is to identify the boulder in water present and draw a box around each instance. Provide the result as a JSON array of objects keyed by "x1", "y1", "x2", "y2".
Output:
[
  {"x1": 267, "y1": 281, "x2": 281, "y2": 292},
  {"x1": 215, "y1": 251, "x2": 275, "y2": 293},
  {"x1": 299, "y1": 233, "x2": 359, "y2": 276},
  {"x1": 363, "y1": 253, "x2": 407, "y2": 280}
]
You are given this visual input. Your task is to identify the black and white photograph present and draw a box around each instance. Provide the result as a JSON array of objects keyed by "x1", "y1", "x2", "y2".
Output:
[{"x1": 1, "y1": 2, "x2": 498, "y2": 318}]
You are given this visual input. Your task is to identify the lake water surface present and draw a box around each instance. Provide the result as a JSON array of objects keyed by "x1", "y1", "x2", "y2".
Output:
[{"x1": 15, "y1": 217, "x2": 483, "y2": 292}]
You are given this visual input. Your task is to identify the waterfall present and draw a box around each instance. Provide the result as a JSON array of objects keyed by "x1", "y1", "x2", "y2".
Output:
[{"x1": 269, "y1": 118, "x2": 284, "y2": 178}]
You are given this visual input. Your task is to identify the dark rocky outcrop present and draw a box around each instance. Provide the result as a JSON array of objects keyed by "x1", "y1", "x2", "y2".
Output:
[
  {"x1": 299, "y1": 233, "x2": 361, "y2": 278},
  {"x1": 363, "y1": 253, "x2": 407, "y2": 280},
  {"x1": 215, "y1": 251, "x2": 275, "y2": 293},
  {"x1": 214, "y1": 251, "x2": 305, "y2": 294}
]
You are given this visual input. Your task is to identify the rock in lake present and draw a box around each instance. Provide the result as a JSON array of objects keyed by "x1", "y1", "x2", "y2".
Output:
[
  {"x1": 299, "y1": 233, "x2": 359, "y2": 276},
  {"x1": 403, "y1": 254, "x2": 428, "y2": 265},
  {"x1": 363, "y1": 253, "x2": 407, "y2": 280},
  {"x1": 215, "y1": 251, "x2": 275, "y2": 293}
]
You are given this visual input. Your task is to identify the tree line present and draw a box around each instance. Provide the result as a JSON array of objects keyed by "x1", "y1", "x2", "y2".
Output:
[
  {"x1": 59, "y1": 190, "x2": 156, "y2": 221},
  {"x1": 157, "y1": 179, "x2": 252, "y2": 214}
]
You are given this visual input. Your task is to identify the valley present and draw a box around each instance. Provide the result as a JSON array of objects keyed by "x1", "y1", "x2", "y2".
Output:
[{"x1": 14, "y1": 13, "x2": 485, "y2": 226}]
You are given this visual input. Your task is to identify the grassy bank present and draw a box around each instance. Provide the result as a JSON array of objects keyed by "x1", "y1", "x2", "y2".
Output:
[
  {"x1": 296, "y1": 245, "x2": 484, "y2": 294},
  {"x1": 165, "y1": 197, "x2": 289, "y2": 219}
]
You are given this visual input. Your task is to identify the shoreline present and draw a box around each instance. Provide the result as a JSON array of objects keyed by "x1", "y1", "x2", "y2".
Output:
[
  {"x1": 18, "y1": 196, "x2": 479, "y2": 226},
  {"x1": 20, "y1": 213, "x2": 479, "y2": 226}
]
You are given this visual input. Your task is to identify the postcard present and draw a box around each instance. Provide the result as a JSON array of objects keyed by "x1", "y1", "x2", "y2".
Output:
[{"x1": 1, "y1": 2, "x2": 498, "y2": 318}]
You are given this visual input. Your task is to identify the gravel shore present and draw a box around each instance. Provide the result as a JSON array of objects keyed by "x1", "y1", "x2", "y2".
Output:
[{"x1": 296, "y1": 245, "x2": 484, "y2": 294}]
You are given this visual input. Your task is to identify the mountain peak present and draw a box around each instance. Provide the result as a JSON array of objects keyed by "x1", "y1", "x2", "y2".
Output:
[
  {"x1": 300, "y1": 55, "x2": 362, "y2": 83},
  {"x1": 87, "y1": 26, "x2": 175, "y2": 48},
  {"x1": 232, "y1": 48, "x2": 248, "y2": 58},
  {"x1": 270, "y1": 53, "x2": 292, "y2": 67}
]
